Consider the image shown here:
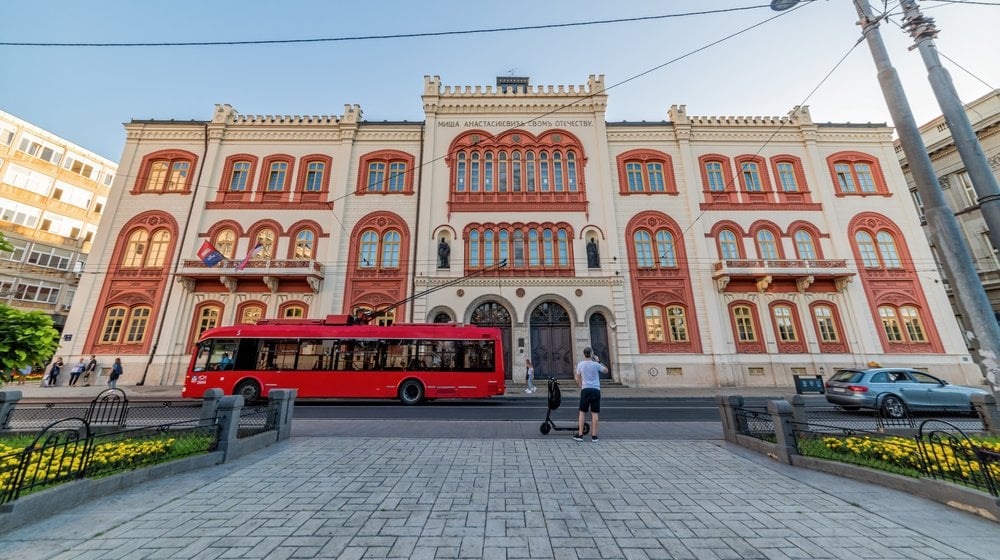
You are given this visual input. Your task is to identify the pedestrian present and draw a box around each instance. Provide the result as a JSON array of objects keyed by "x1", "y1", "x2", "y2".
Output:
[
  {"x1": 573, "y1": 346, "x2": 608, "y2": 443},
  {"x1": 69, "y1": 358, "x2": 86, "y2": 386},
  {"x1": 83, "y1": 355, "x2": 98, "y2": 386},
  {"x1": 109, "y1": 357, "x2": 123, "y2": 389},
  {"x1": 46, "y1": 357, "x2": 63, "y2": 387},
  {"x1": 524, "y1": 358, "x2": 536, "y2": 393},
  {"x1": 18, "y1": 365, "x2": 30, "y2": 385}
]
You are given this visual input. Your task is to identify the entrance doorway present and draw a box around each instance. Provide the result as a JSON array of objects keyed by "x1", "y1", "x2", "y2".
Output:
[
  {"x1": 470, "y1": 302, "x2": 513, "y2": 379},
  {"x1": 589, "y1": 313, "x2": 612, "y2": 379},
  {"x1": 529, "y1": 302, "x2": 573, "y2": 379}
]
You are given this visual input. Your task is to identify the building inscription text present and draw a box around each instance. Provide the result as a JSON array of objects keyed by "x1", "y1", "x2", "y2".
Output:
[{"x1": 437, "y1": 120, "x2": 592, "y2": 128}]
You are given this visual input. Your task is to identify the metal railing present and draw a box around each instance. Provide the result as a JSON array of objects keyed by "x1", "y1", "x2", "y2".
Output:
[
  {"x1": 237, "y1": 405, "x2": 277, "y2": 439},
  {"x1": 0, "y1": 417, "x2": 220, "y2": 504},
  {"x1": 733, "y1": 406, "x2": 775, "y2": 442}
]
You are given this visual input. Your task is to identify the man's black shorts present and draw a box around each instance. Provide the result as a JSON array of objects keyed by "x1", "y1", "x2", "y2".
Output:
[{"x1": 579, "y1": 388, "x2": 601, "y2": 413}]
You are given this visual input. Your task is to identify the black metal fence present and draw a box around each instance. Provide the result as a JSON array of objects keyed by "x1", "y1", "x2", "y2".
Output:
[
  {"x1": 791, "y1": 418, "x2": 1000, "y2": 496},
  {"x1": 237, "y1": 405, "x2": 277, "y2": 439},
  {"x1": 4, "y1": 392, "x2": 204, "y2": 432},
  {"x1": 0, "y1": 417, "x2": 220, "y2": 504},
  {"x1": 733, "y1": 406, "x2": 776, "y2": 442}
]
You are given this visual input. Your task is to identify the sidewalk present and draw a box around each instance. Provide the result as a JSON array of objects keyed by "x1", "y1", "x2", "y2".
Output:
[{"x1": 1, "y1": 436, "x2": 998, "y2": 559}]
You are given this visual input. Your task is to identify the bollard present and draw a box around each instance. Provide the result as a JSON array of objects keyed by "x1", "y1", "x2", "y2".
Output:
[
  {"x1": 215, "y1": 395, "x2": 244, "y2": 461},
  {"x1": 784, "y1": 394, "x2": 809, "y2": 431},
  {"x1": 0, "y1": 391, "x2": 22, "y2": 430},
  {"x1": 767, "y1": 399, "x2": 798, "y2": 465},
  {"x1": 199, "y1": 388, "x2": 224, "y2": 428},
  {"x1": 716, "y1": 395, "x2": 744, "y2": 443},
  {"x1": 266, "y1": 389, "x2": 297, "y2": 441}
]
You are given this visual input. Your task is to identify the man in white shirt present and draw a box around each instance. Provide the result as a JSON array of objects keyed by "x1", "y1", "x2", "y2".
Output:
[{"x1": 573, "y1": 346, "x2": 608, "y2": 442}]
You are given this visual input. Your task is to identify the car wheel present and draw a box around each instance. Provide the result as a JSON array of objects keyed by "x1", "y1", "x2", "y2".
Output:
[
  {"x1": 881, "y1": 395, "x2": 906, "y2": 419},
  {"x1": 398, "y1": 379, "x2": 425, "y2": 405},
  {"x1": 234, "y1": 379, "x2": 261, "y2": 403}
]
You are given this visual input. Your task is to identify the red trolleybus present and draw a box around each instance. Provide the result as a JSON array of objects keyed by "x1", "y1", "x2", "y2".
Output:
[{"x1": 182, "y1": 315, "x2": 505, "y2": 404}]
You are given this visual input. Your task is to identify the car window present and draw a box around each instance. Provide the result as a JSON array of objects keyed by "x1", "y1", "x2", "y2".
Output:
[
  {"x1": 909, "y1": 371, "x2": 941, "y2": 384},
  {"x1": 830, "y1": 370, "x2": 864, "y2": 383},
  {"x1": 869, "y1": 372, "x2": 889, "y2": 383},
  {"x1": 890, "y1": 371, "x2": 916, "y2": 383}
]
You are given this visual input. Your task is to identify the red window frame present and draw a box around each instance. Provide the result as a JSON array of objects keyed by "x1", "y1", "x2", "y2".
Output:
[{"x1": 132, "y1": 150, "x2": 198, "y2": 194}]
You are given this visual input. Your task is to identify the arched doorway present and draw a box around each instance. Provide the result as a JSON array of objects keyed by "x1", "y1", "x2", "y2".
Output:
[
  {"x1": 589, "y1": 313, "x2": 612, "y2": 379},
  {"x1": 470, "y1": 302, "x2": 513, "y2": 379},
  {"x1": 530, "y1": 302, "x2": 573, "y2": 379}
]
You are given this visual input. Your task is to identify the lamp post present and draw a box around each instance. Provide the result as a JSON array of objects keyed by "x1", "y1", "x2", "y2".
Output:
[{"x1": 770, "y1": 0, "x2": 1000, "y2": 395}]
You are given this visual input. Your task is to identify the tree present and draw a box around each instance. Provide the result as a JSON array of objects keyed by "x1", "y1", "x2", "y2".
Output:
[
  {"x1": 0, "y1": 304, "x2": 60, "y2": 372},
  {"x1": 0, "y1": 232, "x2": 12, "y2": 253}
]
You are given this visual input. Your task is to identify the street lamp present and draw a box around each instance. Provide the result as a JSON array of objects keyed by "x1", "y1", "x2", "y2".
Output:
[{"x1": 770, "y1": 0, "x2": 1000, "y2": 395}]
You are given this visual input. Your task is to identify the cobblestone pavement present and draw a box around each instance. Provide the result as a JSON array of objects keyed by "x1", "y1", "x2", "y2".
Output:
[{"x1": 3, "y1": 437, "x2": 999, "y2": 560}]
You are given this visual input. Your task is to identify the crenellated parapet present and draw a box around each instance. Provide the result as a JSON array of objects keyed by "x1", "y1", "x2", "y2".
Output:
[
  {"x1": 207, "y1": 103, "x2": 362, "y2": 127},
  {"x1": 423, "y1": 74, "x2": 605, "y2": 97}
]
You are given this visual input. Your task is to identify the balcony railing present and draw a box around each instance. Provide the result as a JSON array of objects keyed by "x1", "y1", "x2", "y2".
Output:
[
  {"x1": 177, "y1": 259, "x2": 323, "y2": 293},
  {"x1": 712, "y1": 259, "x2": 853, "y2": 293}
]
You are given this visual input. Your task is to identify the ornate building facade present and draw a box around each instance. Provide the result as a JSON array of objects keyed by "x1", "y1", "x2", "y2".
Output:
[
  {"x1": 57, "y1": 76, "x2": 981, "y2": 387},
  {"x1": 0, "y1": 109, "x2": 116, "y2": 331}
]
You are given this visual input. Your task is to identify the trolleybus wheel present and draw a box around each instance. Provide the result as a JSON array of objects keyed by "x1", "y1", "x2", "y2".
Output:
[
  {"x1": 234, "y1": 379, "x2": 261, "y2": 403},
  {"x1": 398, "y1": 379, "x2": 425, "y2": 405}
]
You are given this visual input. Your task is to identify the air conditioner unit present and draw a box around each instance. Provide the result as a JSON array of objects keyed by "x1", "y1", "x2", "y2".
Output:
[{"x1": 61, "y1": 304, "x2": 71, "y2": 312}]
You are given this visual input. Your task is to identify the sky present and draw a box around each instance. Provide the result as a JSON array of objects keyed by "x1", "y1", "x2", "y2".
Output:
[{"x1": 1, "y1": 0, "x2": 998, "y2": 162}]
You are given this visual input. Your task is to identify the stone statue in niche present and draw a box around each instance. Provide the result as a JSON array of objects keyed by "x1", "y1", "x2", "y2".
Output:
[
  {"x1": 437, "y1": 237, "x2": 450, "y2": 269},
  {"x1": 587, "y1": 238, "x2": 600, "y2": 268}
]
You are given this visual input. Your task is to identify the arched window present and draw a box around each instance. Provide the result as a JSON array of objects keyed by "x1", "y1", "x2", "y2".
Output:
[
  {"x1": 656, "y1": 231, "x2": 676, "y2": 267},
  {"x1": 125, "y1": 306, "x2": 152, "y2": 344},
  {"x1": 192, "y1": 303, "x2": 222, "y2": 344},
  {"x1": 282, "y1": 304, "x2": 306, "y2": 318},
  {"x1": 293, "y1": 230, "x2": 315, "y2": 259},
  {"x1": 772, "y1": 305, "x2": 797, "y2": 342},
  {"x1": 498, "y1": 152, "x2": 508, "y2": 191},
  {"x1": 666, "y1": 306, "x2": 688, "y2": 342},
  {"x1": 900, "y1": 306, "x2": 926, "y2": 342},
  {"x1": 381, "y1": 231, "x2": 400, "y2": 268},
  {"x1": 794, "y1": 230, "x2": 816, "y2": 260},
  {"x1": 634, "y1": 231, "x2": 654, "y2": 268},
  {"x1": 135, "y1": 151, "x2": 196, "y2": 194},
  {"x1": 719, "y1": 230, "x2": 740, "y2": 259},
  {"x1": 229, "y1": 161, "x2": 251, "y2": 191},
  {"x1": 470, "y1": 152, "x2": 480, "y2": 192},
  {"x1": 214, "y1": 229, "x2": 237, "y2": 259},
  {"x1": 732, "y1": 305, "x2": 757, "y2": 342},
  {"x1": 879, "y1": 306, "x2": 903, "y2": 342},
  {"x1": 146, "y1": 230, "x2": 171, "y2": 267},
  {"x1": 511, "y1": 152, "x2": 522, "y2": 192},
  {"x1": 776, "y1": 162, "x2": 798, "y2": 191},
  {"x1": 483, "y1": 230, "x2": 494, "y2": 266},
  {"x1": 876, "y1": 231, "x2": 902, "y2": 268},
  {"x1": 543, "y1": 229, "x2": 554, "y2": 266},
  {"x1": 813, "y1": 305, "x2": 839, "y2": 342},
  {"x1": 539, "y1": 152, "x2": 550, "y2": 191},
  {"x1": 359, "y1": 230, "x2": 378, "y2": 268},
  {"x1": 756, "y1": 230, "x2": 779, "y2": 260},
  {"x1": 526, "y1": 151, "x2": 536, "y2": 191},
  {"x1": 358, "y1": 151, "x2": 414, "y2": 195},
  {"x1": 254, "y1": 229, "x2": 276, "y2": 260},
  {"x1": 499, "y1": 230, "x2": 510, "y2": 265},
  {"x1": 528, "y1": 229, "x2": 539, "y2": 265},
  {"x1": 567, "y1": 152, "x2": 578, "y2": 191},
  {"x1": 513, "y1": 230, "x2": 524, "y2": 266},
  {"x1": 828, "y1": 152, "x2": 888, "y2": 196},
  {"x1": 644, "y1": 306, "x2": 665, "y2": 342},
  {"x1": 238, "y1": 302, "x2": 266, "y2": 325},
  {"x1": 266, "y1": 161, "x2": 289, "y2": 191},
  {"x1": 122, "y1": 230, "x2": 149, "y2": 268},
  {"x1": 469, "y1": 231, "x2": 480, "y2": 267},
  {"x1": 100, "y1": 306, "x2": 127, "y2": 343},
  {"x1": 855, "y1": 232, "x2": 880, "y2": 268}
]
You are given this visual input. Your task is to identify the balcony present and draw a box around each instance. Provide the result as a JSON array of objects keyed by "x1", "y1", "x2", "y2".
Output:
[
  {"x1": 712, "y1": 259, "x2": 854, "y2": 293},
  {"x1": 177, "y1": 259, "x2": 323, "y2": 292}
]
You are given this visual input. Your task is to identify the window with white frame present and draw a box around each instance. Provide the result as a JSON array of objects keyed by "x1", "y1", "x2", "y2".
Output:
[
  {"x1": 0, "y1": 238, "x2": 29, "y2": 262},
  {"x1": 911, "y1": 189, "x2": 925, "y2": 221},
  {"x1": 16, "y1": 133, "x2": 63, "y2": 165},
  {"x1": 0, "y1": 124, "x2": 15, "y2": 146},
  {"x1": 0, "y1": 197, "x2": 41, "y2": 228},
  {"x1": 981, "y1": 231, "x2": 1000, "y2": 270},
  {"x1": 62, "y1": 153, "x2": 98, "y2": 181},
  {"x1": 3, "y1": 163, "x2": 54, "y2": 196},
  {"x1": 52, "y1": 180, "x2": 93, "y2": 209},
  {"x1": 39, "y1": 212, "x2": 84, "y2": 239},
  {"x1": 27, "y1": 245, "x2": 72, "y2": 270},
  {"x1": 954, "y1": 171, "x2": 977, "y2": 208},
  {"x1": 73, "y1": 256, "x2": 86, "y2": 274},
  {"x1": 102, "y1": 171, "x2": 114, "y2": 187},
  {"x1": 10, "y1": 278, "x2": 61, "y2": 304}
]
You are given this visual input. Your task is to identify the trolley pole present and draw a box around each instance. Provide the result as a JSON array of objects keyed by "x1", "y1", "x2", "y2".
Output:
[
  {"x1": 899, "y1": 1, "x2": 1000, "y2": 268},
  {"x1": 850, "y1": 0, "x2": 1000, "y2": 395},
  {"x1": 772, "y1": 0, "x2": 1000, "y2": 395}
]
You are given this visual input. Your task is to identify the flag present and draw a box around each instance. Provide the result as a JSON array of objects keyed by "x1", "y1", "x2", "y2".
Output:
[
  {"x1": 197, "y1": 241, "x2": 224, "y2": 267},
  {"x1": 237, "y1": 243, "x2": 265, "y2": 271}
]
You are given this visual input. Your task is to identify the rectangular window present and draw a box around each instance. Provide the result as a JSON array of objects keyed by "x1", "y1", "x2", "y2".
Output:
[
  {"x1": 12, "y1": 279, "x2": 61, "y2": 304},
  {"x1": 835, "y1": 164, "x2": 856, "y2": 192},
  {"x1": 305, "y1": 162, "x2": 325, "y2": 192},
  {"x1": 854, "y1": 164, "x2": 876, "y2": 193},
  {"x1": 63, "y1": 154, "x2": 98, "y2": 180},
  {"x1": 0, "y1": 238, "x2": 29, "y2": 262},
  {"x1": 388, "y1": 162, "x2": 406, "y2": 192},
  {"x1": 706, "y1": 162, "x2": 725, "y2": 191},
  {"x1": 94, "y1": 196, "x2": 106, "y2": 214},
  {"x1": 647, "y1": 163, "x2": 665, "y2": 192},
  {"x1": 0, "y1": 125, "x2": 15, "y2": 146},
  {"x1": 27, "y1": 245, "x2": 73, "y2": 270},
  {"x1": 911, "y1": 189, "x2": 925, "y2": 221},
  {"x1": 0, "y1": 197, "x2": 42, "y2": 228},
  {"x1": 367, "y1": 162, "x2": 386, "y2": 191},
  {"x1": 102, "y1": 172, "x2": 115, "y2": 186},
  {"x1": 741, "y1": 162, "x2": 762, "y2": 191},
  {"x1": 626, "y1": 162, "x2": 644, "y2": 192},
  {"x1": 982, "y1": 232, "x2": 1000, "y2": 270},
  {"x1": 3, "y1": 163, "x2": 54, "y2": 196},
  {"x1": 17, "y1": 134, "x2": 63, "y2": 165},
  {"x1": 229, "y1": 162, "x2": 249, "y2": 191},
  {"x1": 53, "y1": 180, "x2": 92, "y2": 209},
  {"x1": 167, "y1": 162, "x2": 189, "y2": 191},
  {"x1": 39, "y1": 212, "x2": 84, "y2": 238},
  {"x1": 955, "y1": 171, "x2": 977, "y2": 208}
]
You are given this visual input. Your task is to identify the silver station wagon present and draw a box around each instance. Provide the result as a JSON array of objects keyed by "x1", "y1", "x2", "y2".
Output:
[{"x1": 825, "y1": 367, "x2": 990, "y2": 418}]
